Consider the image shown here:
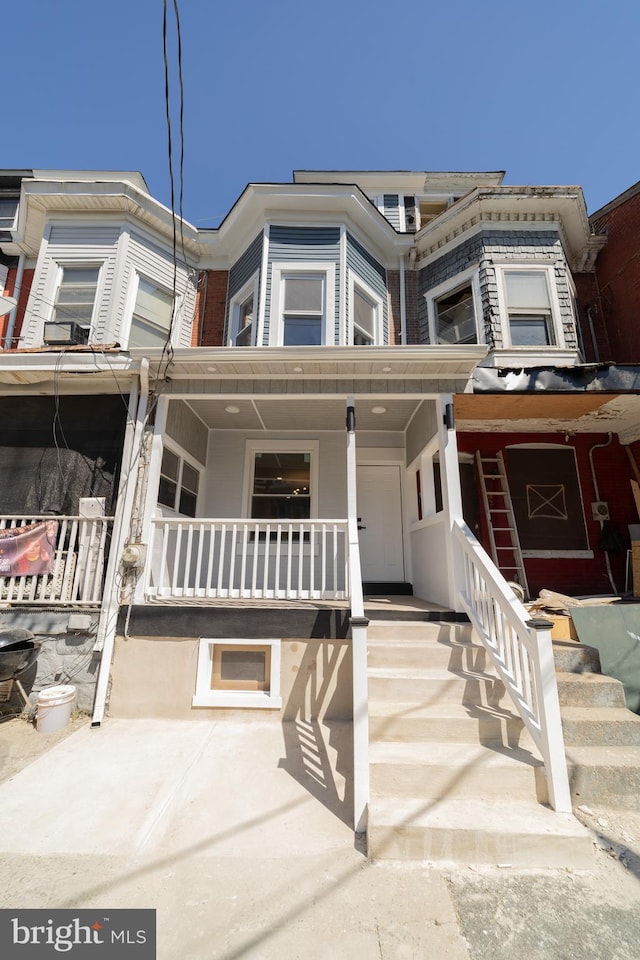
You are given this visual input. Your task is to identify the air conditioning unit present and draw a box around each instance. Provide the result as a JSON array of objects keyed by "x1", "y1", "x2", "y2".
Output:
[
  {"x1": 592, "y1": 501, "x2": 610, "y2": 520},
  {"x1": 43, "y1": 321, "x2": 89, "y2": 346}
]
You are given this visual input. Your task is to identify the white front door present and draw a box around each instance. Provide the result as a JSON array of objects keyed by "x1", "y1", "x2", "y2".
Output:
[{"x1": 356, "y1": 464, "x2": 405, "y2": 582}]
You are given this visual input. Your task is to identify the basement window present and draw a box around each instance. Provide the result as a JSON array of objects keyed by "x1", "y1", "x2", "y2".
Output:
[{"x1": 193, "y1": 638, "x2": 282, "y2": 708}]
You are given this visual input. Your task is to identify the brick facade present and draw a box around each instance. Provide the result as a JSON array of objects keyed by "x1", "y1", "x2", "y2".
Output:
[
  {"x1": 591, "y1": 186, "x2": 640, "y2": 363},
  {"x1": 195, "y1": 270, "x2": 229, "y2": 347}
]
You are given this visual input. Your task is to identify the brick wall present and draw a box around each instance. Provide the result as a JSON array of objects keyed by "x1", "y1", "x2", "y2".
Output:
[
  {"x1": 0, "y1": 268, "x2": 34, "y2": 348},
  {"x1": 457, "y1": 429, "x2": 636, "y2": 598},
  {"x1": 194, "y1": 270, "x2": 228, "y2": 347},
  {"x1": 591, "y1": 189, "x2": 640, "y2": 363}
]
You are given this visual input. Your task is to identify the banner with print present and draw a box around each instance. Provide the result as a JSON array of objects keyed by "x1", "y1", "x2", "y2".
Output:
[{"x1": 0, "y1": 521, "x2": 58, "y2": 576}]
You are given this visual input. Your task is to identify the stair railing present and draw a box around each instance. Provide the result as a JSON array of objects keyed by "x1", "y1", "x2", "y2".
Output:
[{"x1": 453, "y1": 518, "x2": 571, "y2": 812}]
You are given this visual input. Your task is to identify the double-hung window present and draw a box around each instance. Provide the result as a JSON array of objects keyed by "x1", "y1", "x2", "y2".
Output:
[
  {"x1": 426, "y1": 267, "x2": 481, "y2": 345},
  {"x1": 52, "y1": 265, "x2": 100, "y2": 337},
  {"x1": 229, "y1": 274, "x2": 259, "y2": 347},
  {"x1": 502, "y1": 269, "x2": 556, "y2": 346},
  {"x1": 270, "y1": 263, "x2": 335, "y2": 346},
  {"x1": 350, "y1": 274, "x2": 382, "y2": 345},
  {"x1": 130, "y1": 277, "x2": 173, "y2": 349},
  {"x1": 0, "y1": 197, "x2": 19, "y2": 233},
  {"x1": 250, "y1": 452, "x2": 311, "y2": 520},
  {"x1": 158, "y1": 446, "x2": 200, "y2": 517}
]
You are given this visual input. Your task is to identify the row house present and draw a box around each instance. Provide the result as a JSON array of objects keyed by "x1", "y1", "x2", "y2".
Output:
[{"x1": 2, "y1": 167, "x2": 640, "y2": 838}]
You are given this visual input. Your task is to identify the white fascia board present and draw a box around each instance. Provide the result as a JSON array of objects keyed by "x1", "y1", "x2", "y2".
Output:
[
  {"x1": 196, "y1": 184, "x2": 412, "y2": 268},
  {"x1": 0, "y1": 351, "x2": 138, "y2": 382},
  {"x1": 414, "y1": 187, "x2": 592, "y2": 269},
  {"x1": 17, "y1": 180, "x2": 199, "y2": 254}
]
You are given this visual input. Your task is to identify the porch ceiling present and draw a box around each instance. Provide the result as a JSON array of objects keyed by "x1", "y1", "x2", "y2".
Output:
[
  {"x1": 187, "y1": 396, "x2": 423, "y2": 431},
  {"x1": 455, "y1": 393, "x2": 640, "y2": 443}
]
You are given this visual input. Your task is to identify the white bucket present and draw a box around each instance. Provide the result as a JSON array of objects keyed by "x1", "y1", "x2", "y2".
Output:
[{"x1": 36, "y1": 684, "x2": 76, "y2": 734}]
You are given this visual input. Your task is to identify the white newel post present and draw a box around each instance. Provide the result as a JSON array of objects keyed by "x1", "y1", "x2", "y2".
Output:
[
  {"x1": 527, "y1": 617, "x2": 572, "y2": 812},
  {"x1": 346, "y1": 396, "x2": 369, "y2": 834},
  {"x1": 438, "y1": 394, "x2": 466, "y2": 612}
]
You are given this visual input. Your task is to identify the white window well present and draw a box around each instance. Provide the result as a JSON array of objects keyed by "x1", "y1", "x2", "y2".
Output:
[
  {"x1": 193, "y1": 638, "x2": 282, "y2": 708},
  {"x1": 270, "y1": 262, "x2": 335, "y2": 346}
]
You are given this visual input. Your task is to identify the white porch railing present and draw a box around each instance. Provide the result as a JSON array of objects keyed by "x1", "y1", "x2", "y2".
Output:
[
  {"x1": 0, "y1": 515, "x2": 113, "y2": 606},
  {"x1": 453, "y1": 518, "x2": 571, "y2": 813},
  {"x1": 146, "y1": 518, "x2": 350, "y2": 600}
]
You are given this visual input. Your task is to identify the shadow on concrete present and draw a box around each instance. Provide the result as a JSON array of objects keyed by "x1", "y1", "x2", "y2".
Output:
[{"x1": 279, "y1": 639, "x2": 354, "y2": 828}]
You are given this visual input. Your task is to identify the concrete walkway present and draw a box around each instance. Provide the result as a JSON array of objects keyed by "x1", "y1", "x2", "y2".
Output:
[
  {"x1": 1, "y1": 718, "x2": 640, "y2": 959},
  {"x1": 0, "y1": 719, "x2": 467, "y2": 959}
]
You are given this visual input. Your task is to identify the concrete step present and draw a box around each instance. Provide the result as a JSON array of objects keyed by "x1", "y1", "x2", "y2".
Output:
[
  {"x1": 369, "y1": 741, "x2": 545, "y2": 802},
  {"x1": 561, "y1": 707, "x2": 640, "y2": 746},
  {"x1": 367, "y1": 620, "x2": 474, "y2": 643},
  {"x1": 556, "y1": 672, "x2": 627, "y2": 709},
  {"x1": 566, "y1": 745, "x2": 640, "y2": 808},
  {"x1": 367, "y1": 638, "x2": 489, "y2": 671},
  {"x1": 552, "y1": 640, "x2": 601, "y2": 674},
  {"x1": 368, "y1": 666, "x2": 504, "y2": 707},
  {"x1": 368, "y1": 700, "x2": 531, "y2": 748},
  {"x1": 367, "y1": 796, "x2": 593, "y2": 867}
]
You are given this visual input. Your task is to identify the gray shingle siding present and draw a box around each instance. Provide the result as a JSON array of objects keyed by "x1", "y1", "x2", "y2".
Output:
[
  {"x1": 417, "y1": 229, "x2": 578, "y2": 349},
  {"x1": 225, "y1": 232, "x2": 263, "y2": 343},
  {"x1": 346, "y1": 232, "x2": 389, "y2": 342},
  {"x1": 265, "y1": 226, "x2": 340, "y2": 345}
]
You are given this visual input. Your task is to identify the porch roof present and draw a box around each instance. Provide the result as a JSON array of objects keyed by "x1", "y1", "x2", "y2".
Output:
[{"x1": 133, "y1": 344, "x2": 488, "y2": 395}]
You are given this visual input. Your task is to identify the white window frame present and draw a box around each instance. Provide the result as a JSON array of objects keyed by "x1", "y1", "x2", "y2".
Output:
[
  {"x1": 425, "y1": 266, "x2": 483, "y2": 346},
  {"x1": 193, "y1": 637, "x2": 282, "y2": 709},
  {"x1": 0, "y1": 196, "x2": 19, "y2": 232},
  {"x1": 495, "y1": 263, "x2": 565, "y2": 350},
  {"x1": 228, "y1": 272, "x2": 259, "y2": 347},
  {"x1": 269, "y1": 261, "x2": 336, "y2": 346},
  {"x1": 242, "y1": 439, "x2": 319, "y2": 519},
  {"x1": 127, "y1": 272, "x2": 175, "y2": 351},
  {"x1": 348, "y1": 271, "x2": 383, "y2": 346},
  {"x1": 157, "y1": 439, "x2": 202, "y2": 518},
  {"x1": 50, "y1": 262, "x2": 104, "y2": 340}
]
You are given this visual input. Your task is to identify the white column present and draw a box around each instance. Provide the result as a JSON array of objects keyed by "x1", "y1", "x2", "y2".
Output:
[{"x1": 438, "y1": 394, "x2": 465, "y2": 611}]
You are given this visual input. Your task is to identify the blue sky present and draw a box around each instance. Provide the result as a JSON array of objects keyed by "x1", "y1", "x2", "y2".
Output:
[{"x1": 5, "y1": 0, "x2": 639, "y2": 223}]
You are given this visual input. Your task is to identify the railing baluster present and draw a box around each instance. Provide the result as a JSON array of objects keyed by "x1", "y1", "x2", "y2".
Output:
[
  {"x1": 274, "y1": 524, "x2": 282, "y2": 598},
  {"x1": 228, "y1": 524, "x2": 238, "y2": 598},
  {"x1": 286, "y1": 523, "x2": 293, "y2": 599},
  {"x1": 240, "y1": 524, "x2": 249, "y2": 597},
  {"x1": 216, "y1": 524, "x2": 227, "y2": 597},
  {"x1": 321, "y1": 524, "x2": 327, "y2": 597},
  {"x1": 205, "y1": 522, "x2": 216, "y2": 596},
  {"x1": 194, "y1": 522, "x2": 204, "y2": 597}
]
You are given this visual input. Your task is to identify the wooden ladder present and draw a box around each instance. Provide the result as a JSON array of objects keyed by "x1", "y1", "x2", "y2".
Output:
[{"x1": 475, "y1": 451, "x2": 529, "y2": 598}]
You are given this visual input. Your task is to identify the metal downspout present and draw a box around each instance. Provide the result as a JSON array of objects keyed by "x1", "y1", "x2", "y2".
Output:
[
  {"x1": 588, "y1": 433, "x2": 617, "y2": 594},
  {"x1": 399, "y1": 256, "x2": 407, "y2": 345},
  {"x1": 91, "y1": 358, "x2": 150, "y2": 726},
  {"x1": 4, "y1": 254, "x2": 25, "y2": 349}
]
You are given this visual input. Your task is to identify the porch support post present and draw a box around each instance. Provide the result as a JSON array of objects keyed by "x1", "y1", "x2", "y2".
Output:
[
  {"x1": 438, "y1": 394, "x2": 466, "y2": 612},
  {"x1": 346, "y1": 396, "x2": 369, "y2": 835},
  {"x1": 91, "y1": 359, "x2": 150, "y2": 727},
  {"x1": 133, "y1": 395, "x2": 170, "y2": 604}
]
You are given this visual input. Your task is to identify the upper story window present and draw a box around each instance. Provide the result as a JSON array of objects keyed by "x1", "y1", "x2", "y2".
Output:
[
  {"x1": 52, "y1": 266, "x2": 100, "y2": 335},
  {"x1": 282, "y1": 275, "x2": 324, "y2": 345},
  {"x1": 130, "y1": 277, "x2": 173, "y2": 349},
  {"x1": 0, "y1": 197, "x2": 19, "y2": 232},
  {"x1": 502, "y1": 269, "x2": 556, "y2": 346},
  {"x1": 434, "y1": 283, "x2": 476, "y2": 345},
  {"x1": 426, "y1": 267, "x2": 481, "y2": 345},
  {"x1": 229, "y1": 274, "x2": 259, "y2": 347},
  {"x1": 349, "y1": 274, "x2": 383, "y2": 345},
  {"x1": 270, "y1": 262, "x2": 335, "y2": 346}
]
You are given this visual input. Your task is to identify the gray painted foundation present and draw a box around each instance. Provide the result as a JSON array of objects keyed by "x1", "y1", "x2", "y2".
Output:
[{"x1": 0, "y1": 609, "x2": 100, "y2": 717}]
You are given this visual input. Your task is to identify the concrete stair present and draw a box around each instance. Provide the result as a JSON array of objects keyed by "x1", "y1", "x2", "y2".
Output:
[
  {"x1": 366, "y1": 620, "x2": 593, "y2": 867},
  {"x1": 553, "y1": 639, "x2": 640, "y2": 808}
]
